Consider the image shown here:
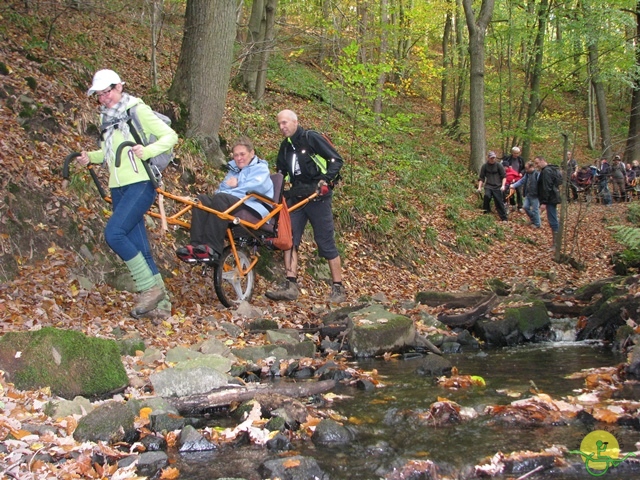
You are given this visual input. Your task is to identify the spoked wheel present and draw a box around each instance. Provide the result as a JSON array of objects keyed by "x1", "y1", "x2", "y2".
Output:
[{"x1": 214, "y1": 246, "x2": 255, "y2": 307}]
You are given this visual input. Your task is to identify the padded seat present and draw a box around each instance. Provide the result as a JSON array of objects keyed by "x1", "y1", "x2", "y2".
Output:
[{"x1": 231, "y1": 173, "x2": 285, "y2": 234}]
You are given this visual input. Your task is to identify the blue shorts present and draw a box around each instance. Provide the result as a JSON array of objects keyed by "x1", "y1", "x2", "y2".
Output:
[{"x1": 288, "y1": 195, "x2": 339, "y2": 260}]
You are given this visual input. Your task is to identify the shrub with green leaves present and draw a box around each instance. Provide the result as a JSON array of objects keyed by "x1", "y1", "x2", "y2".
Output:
[{"x1": 610, "y1": 225, "x2": 640, "y2": 250}]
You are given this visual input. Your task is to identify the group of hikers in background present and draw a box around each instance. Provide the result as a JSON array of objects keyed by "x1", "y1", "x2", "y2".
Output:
[{"x1": 478, "y1": 147, "x2": 638, "y2": 249}]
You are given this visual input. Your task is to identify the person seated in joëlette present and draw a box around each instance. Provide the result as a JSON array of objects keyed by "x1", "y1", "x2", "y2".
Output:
[
  {"x1": 176, "y1": 137, "x2": 274, "y2": 264},
  {"x1": 503, "y1": 163, "x2": 523, "y2": 208}
]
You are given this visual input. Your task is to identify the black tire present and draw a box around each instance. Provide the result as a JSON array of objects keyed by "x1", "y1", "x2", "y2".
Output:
[{"x1": 214, "y1": 246, "x2": 255, "y2": 307}]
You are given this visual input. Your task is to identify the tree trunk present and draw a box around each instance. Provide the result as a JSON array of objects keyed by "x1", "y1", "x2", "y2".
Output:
[
  {"x1": 254, "y1": 0, "x2": 277, "y2": 101},
  {"x1": 319, "y1": 0, "x2": 330, "y2": 63},
  {"x1": 374, "y1": 0, "x2": 389, "y2": 118},
  {"x1": 462, "y1": 0, "x2": 495, "y2": 173},
  {"x1": 587, "y1": 83, "x2": 596, "y2": 150},
  {"x1": 357, "y1": 0, "x2": 370, "y2": 64},
  {"x1": 149, "y1": 0, "x2": 163, "y2": 89},
  {"x1": 451, "y1": 0, "x2": 467, "y2": 138},
  {"x1": 625, "y1": 1, "x2": 640, "y2": 164},
  {"x1": 441, "y1": 4, "x2": 453, "y2": 127},
  {"x1": 168, "y1": 0, "x2": 237, "y2": 166},
  {"x1": 588, "y1": 41, "x2": 612, "y2": 158},
  {"x1": 239, "y1": 0, "x2": 265, "y2": 95},
  {"x1": 522, "y1": 0, "x2": 550, "y2": 163}
]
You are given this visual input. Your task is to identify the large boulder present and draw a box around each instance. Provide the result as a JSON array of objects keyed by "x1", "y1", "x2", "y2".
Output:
[
  {"x1": 627, "y1": 344, "x2": 640, "y2": 379},
  {"x1": 474, "y1": 299, "x2": 550, "y2": 347},
  {"x1": 347, "y1": 305, "x2": 415, "y2": 358},
  {"x1": 73, "y1": 401, "x2": 137, "y2": 444},
  {"x1": 415, "y1": 291, "x2": 490, "y2": 308},
  {"x1": 0, "y1": 327, "x2": 128, "y2": 399}
]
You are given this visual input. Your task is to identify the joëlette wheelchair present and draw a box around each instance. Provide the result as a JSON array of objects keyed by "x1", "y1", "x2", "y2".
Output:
[{"x1": 62, "y1": 141, "x2": 316, "y2": 307}]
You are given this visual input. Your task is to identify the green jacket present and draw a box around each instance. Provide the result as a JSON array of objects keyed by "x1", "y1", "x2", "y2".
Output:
[{"x1": 87, "y1": 97, "x2": 178, "y2": 188}]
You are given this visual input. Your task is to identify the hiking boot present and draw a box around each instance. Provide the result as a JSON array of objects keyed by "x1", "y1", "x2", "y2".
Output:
[
  {"x1": 130, "y1": 306, "x2": 172, "y2": 322},
  {"x1": 265, "y1": 280, "x2": 299, "y2": 301},
  {"x1": 329, "y1": 283, "x2": 347, "y2": 303},
  {"x1": 131, "y1": 285, "x2": 165, "y2": 317}
]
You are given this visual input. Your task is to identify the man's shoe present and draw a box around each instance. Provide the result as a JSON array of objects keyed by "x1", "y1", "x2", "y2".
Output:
[
  {"x1": 176, "y1": 245, "x2": 197, "y2": 263},
  {"x1": 329, "y1": 283, "x2": 347, "y2": 303},
  {"x1": 265, "y1": 280, "x2": 299, "y2": 301},
  {"x1": 131, "y1": 285, "x2": 165, "y2": 317},
  {"x1": 193, "y1": 244, "x2": 220, "y2": 264}
]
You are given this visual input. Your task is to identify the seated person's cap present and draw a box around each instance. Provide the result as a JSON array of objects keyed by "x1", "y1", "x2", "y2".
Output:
[
  {"x1": 87, "y1": 69, "x2": 124, "y2": 95},
  {"x1": 488, "y1": 151, "x2": 497, "y2": 158}
]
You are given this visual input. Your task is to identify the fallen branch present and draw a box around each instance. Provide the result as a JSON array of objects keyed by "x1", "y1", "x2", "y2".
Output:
[
  {"x1": 437, "y1": 293, "x2": 498, "y2": 328},
  {"x1": 167, "y1": 379, "x2": 337, "y2": 415}
]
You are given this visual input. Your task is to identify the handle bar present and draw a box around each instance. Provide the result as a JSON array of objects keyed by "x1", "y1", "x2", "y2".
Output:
[
  {"x1": 62, "y1": 151, "x2": 108, "y2": 200},
  {"x1": 115, "y1": 141, "x2": 159, "y2": 189}
]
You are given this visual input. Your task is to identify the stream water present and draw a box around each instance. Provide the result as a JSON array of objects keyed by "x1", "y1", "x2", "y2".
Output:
[{"x1": 173, "y1": 340, "x2": 638, "y2": 480}]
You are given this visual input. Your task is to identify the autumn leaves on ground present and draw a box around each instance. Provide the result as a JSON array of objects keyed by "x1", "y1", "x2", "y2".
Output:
[{"x1": 0, "y1": 1, "x2": 634, "y2": 479}]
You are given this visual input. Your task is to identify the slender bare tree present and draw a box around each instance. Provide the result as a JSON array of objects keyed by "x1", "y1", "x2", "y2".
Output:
[{"x1": 625, "y1": 1, "x2": 640, "y2": 163}]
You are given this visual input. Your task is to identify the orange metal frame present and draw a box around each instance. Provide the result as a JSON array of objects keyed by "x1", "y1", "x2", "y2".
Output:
[{"x1": 87, "y1": 164, "x2": 317, "y2": 279}]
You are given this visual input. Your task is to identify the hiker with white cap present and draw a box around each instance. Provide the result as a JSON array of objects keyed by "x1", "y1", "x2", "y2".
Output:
[
  {"x1": 78, "y1": 69, "x2": 178, "y2": 319},
  {"x1": 477, "y1": 151, "x2": 508, "y2": 221}
]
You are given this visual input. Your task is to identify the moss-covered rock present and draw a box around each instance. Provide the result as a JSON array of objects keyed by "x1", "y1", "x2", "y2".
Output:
[
  {"x1": 503, "y1": 300, "x2": 550, "y2": 341},
  {"x1": 347, "y1": 305, "x2": 415, "y2": 358},
  {"x1": 577, "y1": 296, "x2": 640, "y2": 342},
  {"x1": 0, "y1": 327, "x2": 128, "y2": 399},
  {"x1": 486, "y1": 278, "x2": 511, "y2": 296},
  {"x1": 573, "y1": 277, "x2": 624, "y2": 301},
  {"x1": 474, "y1": 299, "x2": 550, "y2": 346}
]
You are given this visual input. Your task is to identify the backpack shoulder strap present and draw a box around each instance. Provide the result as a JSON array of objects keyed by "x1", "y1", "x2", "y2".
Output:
[{"x1": 126, "y1": 105, "x2": 147, "y2": 146}]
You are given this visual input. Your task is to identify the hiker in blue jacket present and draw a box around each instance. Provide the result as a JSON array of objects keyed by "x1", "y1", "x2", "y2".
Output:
[
  {"x1": 176, "y1": 137, "x2": 273, "y2": 264},
  {"x1": 510, "y1": 161, "x2": 540, "y2": 228}
]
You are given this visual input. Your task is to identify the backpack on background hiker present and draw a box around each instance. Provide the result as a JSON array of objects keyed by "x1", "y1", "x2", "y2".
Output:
[
  {"x1": 126, "y1": 105, "x2": 175, "y2": 182},
  {"x1": 548, "y1": 164, "x2": 563, "y2": 188}
]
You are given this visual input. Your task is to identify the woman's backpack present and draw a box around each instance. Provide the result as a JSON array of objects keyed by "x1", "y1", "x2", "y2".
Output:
[{"x1": 127, "y1": 105, "x2": 174, "y2": 181}]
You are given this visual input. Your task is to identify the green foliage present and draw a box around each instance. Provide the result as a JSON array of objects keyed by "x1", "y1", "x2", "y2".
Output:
[
  {"x1": 267, "y1": 53, "x2": 331, "y2": 102},
  {"x1": 627, "y1": 203, "x2": 640, "y2": 225},
  {"x1": 4, "y1": 10, "x2": 37, "y2": 34},
  {"x1": 424, "y1": 227, "x2": 438, "y2": 246},
  {"x1": 609, "y1": 225, "x2": 640, "y2": 250},
  {"x1": 618, "y1": 248, "x2": 640, "y2": 266}
]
